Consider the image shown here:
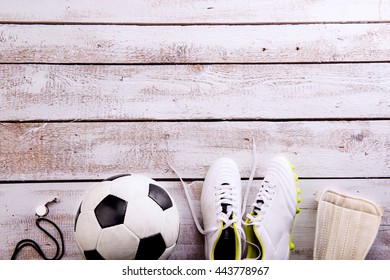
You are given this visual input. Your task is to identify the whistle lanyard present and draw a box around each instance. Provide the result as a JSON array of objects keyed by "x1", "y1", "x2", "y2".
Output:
[{"x1": 11, "y1": 217, "x2": 65, "y2": 260}]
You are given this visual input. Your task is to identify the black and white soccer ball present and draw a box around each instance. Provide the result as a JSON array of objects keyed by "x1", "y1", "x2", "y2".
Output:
[{"x1": 74, "y1": 174, "x2": 180, "y2": 260}]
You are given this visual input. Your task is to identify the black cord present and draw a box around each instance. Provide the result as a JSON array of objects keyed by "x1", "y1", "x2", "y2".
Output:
[{"x1": 11, "y1": 217, "x2": 65, "y2": 260}]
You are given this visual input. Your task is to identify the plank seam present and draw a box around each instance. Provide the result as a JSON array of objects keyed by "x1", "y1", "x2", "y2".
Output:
[
  {"x1": 1, "y1": 21, "x2": 390, "y2": 26},
  {"x1": 1, "y1": 118, "x2": 390, "y2": 123},
  {"x1": 1, "y1": 177, "x2": 390, "y2": 184},
  {"x1": 2, "y1": 61, "x2": 390, "y2": 66}
]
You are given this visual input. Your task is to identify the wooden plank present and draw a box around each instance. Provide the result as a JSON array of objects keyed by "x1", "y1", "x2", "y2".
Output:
[
  {"x1": 0, "y1": 0, "x2": 390, "y2": 24},
  {"x1": 1, "y1": 63, "x2": 390, "y2": 121},
  {"x1": 1, "y1": 179, "x2": 389, "y2": 260},
  {"x1": 0, "y1": 121, "x2": 389, "y2": 180},
  {"x1": 1, "y1": 24, "x2": 390, "y2": 63}
]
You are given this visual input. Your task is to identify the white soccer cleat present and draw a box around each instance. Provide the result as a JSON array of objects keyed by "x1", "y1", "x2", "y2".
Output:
[
  {"x1": 201, "y1": 157, "x2": 243, "y2": 260},
  {"x1": 244, "y1": 156, "x2": 300, "y2": 260}
]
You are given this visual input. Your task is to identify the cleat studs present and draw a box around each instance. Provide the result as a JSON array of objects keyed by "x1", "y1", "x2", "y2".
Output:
[
  {"x1": 289, "y1": 163, "x2": 295, "y2": 171},
  {"x1": 296, "y1": 186, "x2": 301, "y2": 194},
  {"x1": 293, "y1": 173, "x2": 299, "y2": 182},
  {"x1": 297, "y1": 197, "x2": 301, "y2": 203},
  {"x1": 289, "y1": 242, "x2": 295, "y2": 250},
  {"x1": 296, "y1": 207, "x2": 301, "y2": 214}
]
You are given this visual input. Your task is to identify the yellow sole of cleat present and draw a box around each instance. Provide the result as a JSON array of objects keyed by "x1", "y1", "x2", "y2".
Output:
[
  {"x1": 287, "y1": 159, "x2": 300, "y2": 256},
  {"x1": 293, "y1": 173, "x2": 299, "y2": 183}
]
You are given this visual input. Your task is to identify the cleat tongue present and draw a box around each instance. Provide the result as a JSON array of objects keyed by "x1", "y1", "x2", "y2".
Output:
[
  {"x1": 221, "y1": 183, "x2": 234, "y2": 218},
  {"x1": 221, "y1": 203, "x2": 228, "y2": 214},
  {"x1": 215, "y1": 225, "x2": 236, "y2": 260},
  {"x1": 252, "y1": 184, "x2": 267, "y2": 213},
  {"x1": 257, "y1": 199, "x2": 264, "y2": 204},
  {"x1": 254, "y1": 199, "x2": 264, "y2": 212},
  {"x1": 215, "y1": 182, "x2": 237, "y2": 260},
  {"x1": 221, "y1": 226, "x2": 234, "y2": 240},
  {"x1": 222, "y1": 203, "x2": 234, "y2": 220}
]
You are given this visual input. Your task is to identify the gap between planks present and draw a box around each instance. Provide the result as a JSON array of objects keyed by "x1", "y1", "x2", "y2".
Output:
[{"x1": 1, "y1": 0, "x2": 390, "y2": 25}]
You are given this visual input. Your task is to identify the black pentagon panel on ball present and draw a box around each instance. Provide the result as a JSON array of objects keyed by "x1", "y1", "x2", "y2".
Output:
[
  {"x1": 148, "y1": 184, "x2": 173, "y2": 211},
  {"x1": 135, "y1": 233, "x2": 166, "y2": 260},
  {"x1": 84, "y1": 250, "x2": 105, "y2": 260},
  {"x1": 94, "y1": 195, "x2": 128, "y2": 228},
  {"x1": 103, "y1": 174, "x2": 131, "y2": 181}
]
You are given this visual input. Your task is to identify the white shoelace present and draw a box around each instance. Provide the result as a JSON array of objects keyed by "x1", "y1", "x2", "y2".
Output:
[
  {"x1": 169, "y1": 139, "x2": 257, "y2": 234},
  {"x1": 241, "y1": 140, "x2": 258, "y2": 217},
  {"x1": 168, "y1": 163, "x2": 213, "y2": 235},
  {"x1": 244, "y1": 181, "x2": 276, "y2": 225},
  {"x1": 169, "y1": 139, "x2": 261, "y2": 258},
  {"x1": 169, "y1": 163, "x2": 243, "y2": 235},
  {"x1": 215, "y1": 183, "x2": 240, "y2": 229}
]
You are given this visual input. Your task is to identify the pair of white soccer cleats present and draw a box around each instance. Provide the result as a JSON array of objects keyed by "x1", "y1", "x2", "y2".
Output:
[{"x1": 193, "y1": 156, "x2": 300, "y2": 260}]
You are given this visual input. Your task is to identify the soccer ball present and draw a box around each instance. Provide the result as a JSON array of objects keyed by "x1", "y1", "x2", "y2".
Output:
[{"x1": 74, "y1": 174, "x2": 180, "y2": 260}]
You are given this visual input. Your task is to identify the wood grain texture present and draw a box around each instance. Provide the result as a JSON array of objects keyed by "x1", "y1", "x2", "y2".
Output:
[
  {"x1": 1, "y1": 0, "x2": 390, "y2": 262},
  {"x1": 0, "y1": 0, "x2": 390, "y2": 24},
  {"x1": 0, "y1": 121, "x2": 389, "y2": 181},
  {"x1": 1, "y1": 63, "x2": 390, "y2": 121},
  {"x1": 1, "y1": 179, "x2": 389, "y2": 260},
  {"x1": 1, "y1": 24, "x2": 390, "y2": 63}
]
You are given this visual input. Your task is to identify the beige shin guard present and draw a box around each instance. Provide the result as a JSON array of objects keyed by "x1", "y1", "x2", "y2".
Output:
[{"x1": 314, "y1": 190, "x2": 383, "y2": 260}]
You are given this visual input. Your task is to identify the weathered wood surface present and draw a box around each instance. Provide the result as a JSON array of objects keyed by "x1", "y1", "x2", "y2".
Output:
[
  {"x1": 1, "y1": 121, "x2": 389, "y2": 181},
  {"x1": 1, "y1": 63, "x2": 389, "y2": 121},
  {"x1": 1, "y1": 0, "x2": 390, "y2": 261},
  {"x1": 1, "y1": 24, "x2": 390, "y2": 63},
  {"x1": 1, "y1": 180, "x2": 389, "y2": 260},
  {"x1": 1, "y1": 0, "x2": 389, "y2": 24}
]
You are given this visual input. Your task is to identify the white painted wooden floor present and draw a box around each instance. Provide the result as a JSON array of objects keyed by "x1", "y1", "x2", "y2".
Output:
[{"x1": 0, "y1": 1, "x2": 390, "y2": 260}]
